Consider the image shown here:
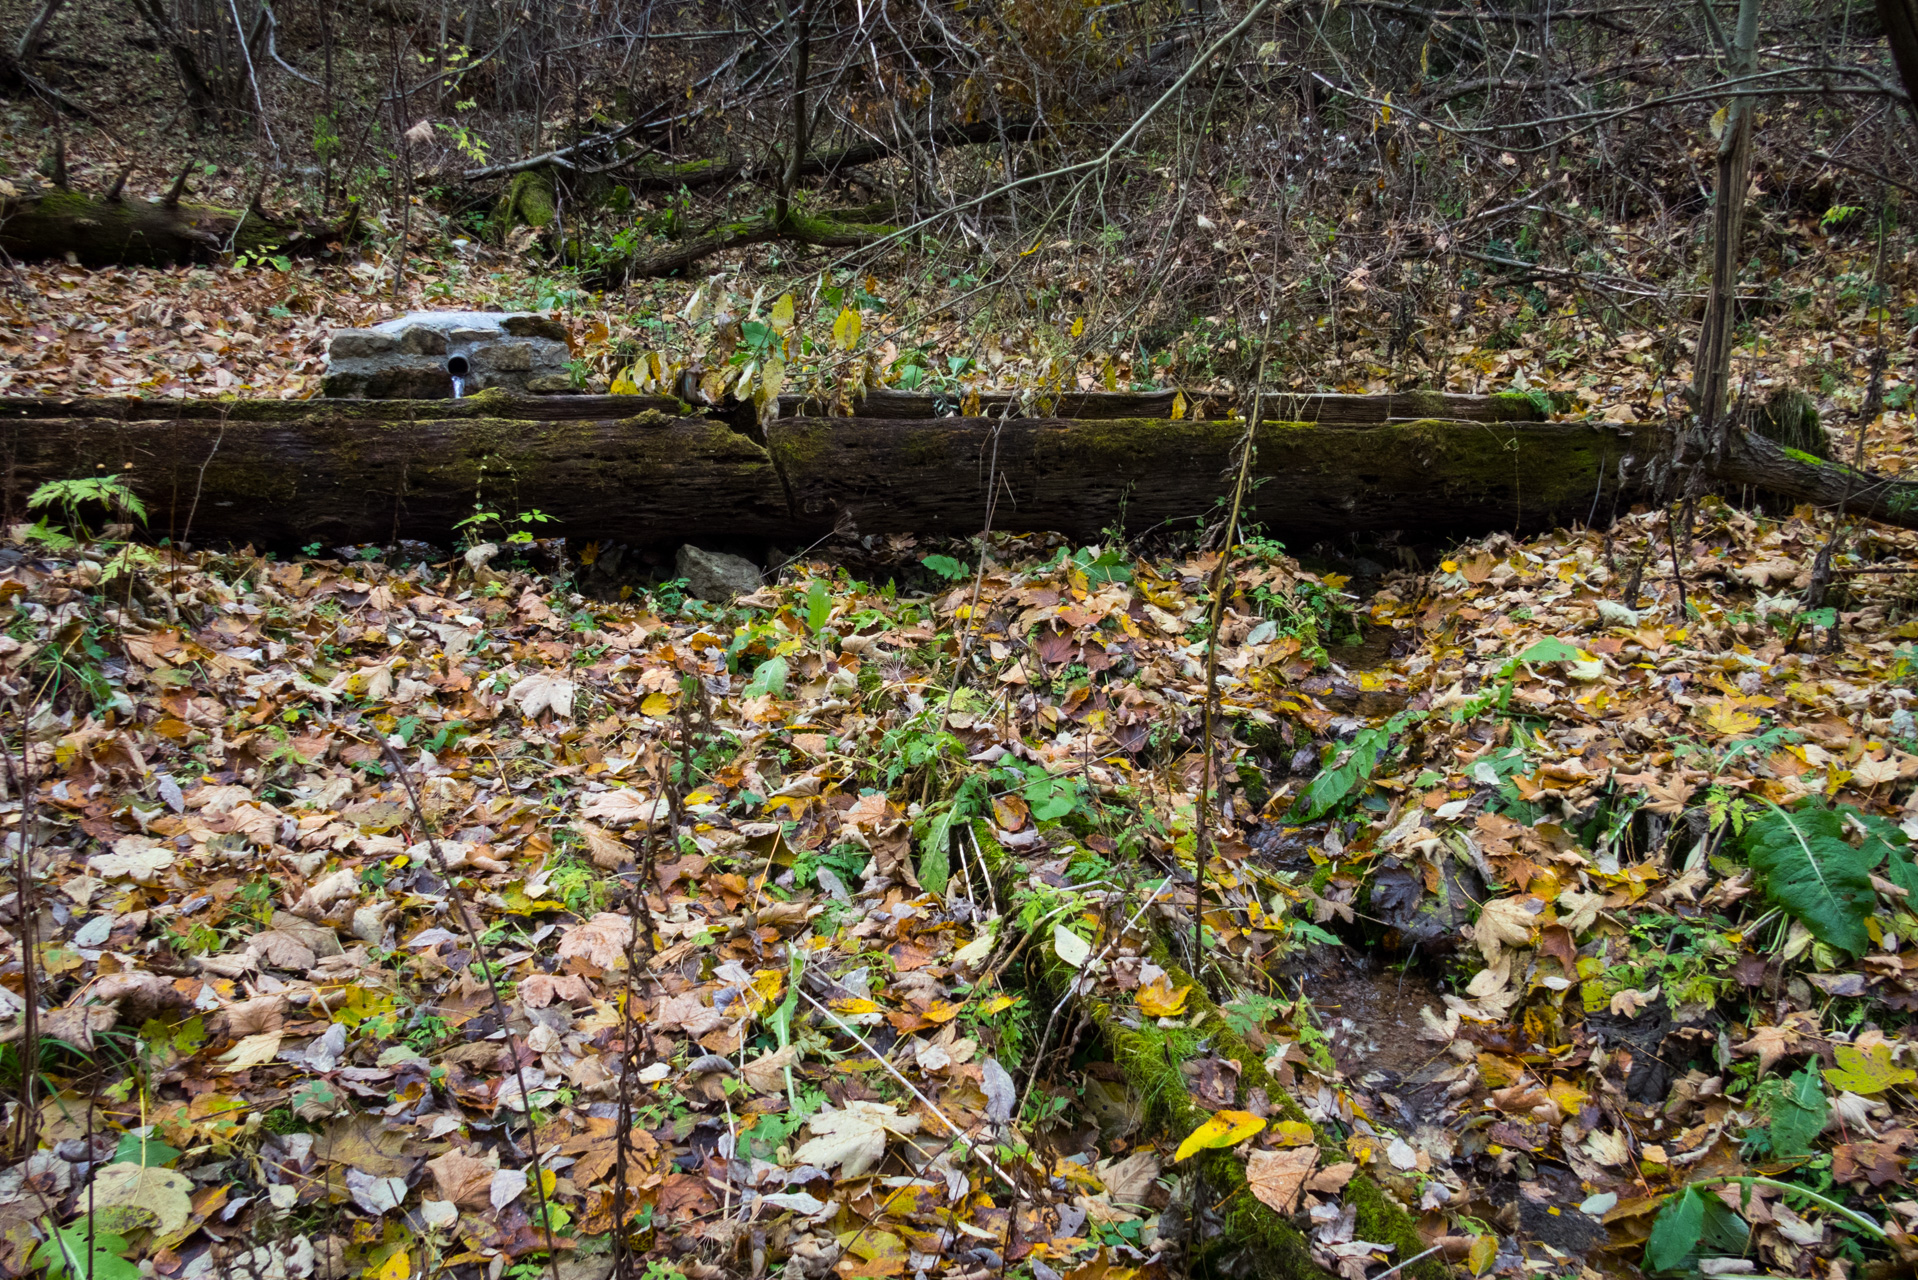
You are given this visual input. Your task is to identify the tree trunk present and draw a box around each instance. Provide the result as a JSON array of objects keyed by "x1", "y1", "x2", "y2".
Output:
[
  {"x1": 1691, "y1": 0, "x2": 1760, "y2": 464},
  {"x1": 127, "y1": 0, "x2": 219, "y2": 124},
  {"x1": 775, "y1": 0, "x2": 810, "y2": 228},
  {"x1": 0, "y1": 393, "x2": 1651, "y2": 549},
  {"x1": 0, "y1": 392, "x2": 1898, "y2": 548},
  {"x1": 0, "y1": 190, "x2": 352, "y2": 268},
  {"x1": 14, "y1": 0, "x2": 67, "y2": 63},
  {"x1": 1879, "y1": 0, "x2": 1918, "y2": 125}
]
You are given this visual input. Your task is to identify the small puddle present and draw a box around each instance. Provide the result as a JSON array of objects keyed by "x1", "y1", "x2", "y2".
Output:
[{"x1": 1299, "y1": 948, "x2": 1444, "y2": 1082}]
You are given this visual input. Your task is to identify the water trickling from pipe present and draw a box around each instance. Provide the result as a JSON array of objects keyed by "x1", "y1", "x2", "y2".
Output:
[{"x1": 451, "y1": 375, "x2": 465, "y2": 399}]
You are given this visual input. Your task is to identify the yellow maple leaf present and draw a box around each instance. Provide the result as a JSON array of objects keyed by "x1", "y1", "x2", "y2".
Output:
[
  {"x1": 1271, "y1": 1119, "x2": 1316, "y2": 1146},
  {"x1": 1700, "y1": 698, "x2": 1762, "y2": 737},
  {"x1": 1825, "y1": 1042, "x2": 1917, "y2": 1095},
  {"x1": 1135, "y1": 977, "x2": 1191, "y2": 1019},
  {"x1": 640, "y1": 691, "x2": 673, "y2": 717},
  {"x1": 1173, "y1": 1110, "x2": 1265, "y2": 1162}
]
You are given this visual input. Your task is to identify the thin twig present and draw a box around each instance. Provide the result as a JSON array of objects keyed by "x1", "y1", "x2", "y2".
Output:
[
  {"x1": 0, "y1": 706, "x2": 38, "y2": 1162},
  {"x1": 1194, "y1": 331, "x2": 1269, "y2": 967},
  {"x1": 381, "y1": 742, "x2": 561, "y2": 1280},
  {"x1": 792, "y1": 986, "x2": 1025, "y2": 1196}
]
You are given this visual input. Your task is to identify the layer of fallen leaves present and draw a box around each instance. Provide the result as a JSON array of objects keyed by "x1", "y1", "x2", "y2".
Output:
[{"x1": 5, "y1": 492, "x2": 1918, "y2": 1280}]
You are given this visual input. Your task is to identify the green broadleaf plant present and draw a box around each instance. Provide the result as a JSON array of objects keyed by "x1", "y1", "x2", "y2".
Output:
[{"x1": 1741, "y1": 801, "x2": 1882, "y2": 956}]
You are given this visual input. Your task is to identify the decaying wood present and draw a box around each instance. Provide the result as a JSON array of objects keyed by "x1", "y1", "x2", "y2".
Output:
[
  {"x1": 0, "y1": 394, "x2": 1645, "y2": 547},
  {"x1": 0, "y1": 391, "x2": 1893, "y2": 549},
  {"x1": 0, "y1": 189, "x2": 353, "y2": 268}
]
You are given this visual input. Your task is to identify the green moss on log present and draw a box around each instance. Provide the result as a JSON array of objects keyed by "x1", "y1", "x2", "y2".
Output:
[
  {"x1": 969, "y1": 820, "x2": 1442, "y2": 1280},
  {"x1": 1752, "y1": 386, "x2": 1827, "y2": 458},
  {"x1": 496, "y1": 170, "x2": 558, "y2": 232},
  {"x1": 1488, "y1": 390, "x2": 1568, "y2": 420},
  {"x1": 0, "y1": 190, "x2": 309, "y2": 268}
]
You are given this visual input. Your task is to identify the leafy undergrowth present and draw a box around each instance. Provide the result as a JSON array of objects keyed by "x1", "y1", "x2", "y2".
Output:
[{"x1": 5, "y1": 498, "x2": 1918, "y2": 1280}]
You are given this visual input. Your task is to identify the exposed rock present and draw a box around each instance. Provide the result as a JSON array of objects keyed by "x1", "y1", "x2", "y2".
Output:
[
  {"x1": 676, "y1": 545, "x2": 761, "y2": 600},
  {"x1": 323, "y1": 310, "x2": 574, "y2": 398},
  {"x1": 1369, "y1": 857, "x2": 1484, "y2": 953}
]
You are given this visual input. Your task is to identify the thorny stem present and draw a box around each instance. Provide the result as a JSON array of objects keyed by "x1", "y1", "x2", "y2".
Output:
[
  {"x1": 381, "y1": 742, "x2": 562, "y2": 1280},
  {"x1": 611, "y1": 886, "x2": 645, "y2": 1280},
  {"x1": 1666, "y1": 502, "x2": 1689, "y2": 620}
]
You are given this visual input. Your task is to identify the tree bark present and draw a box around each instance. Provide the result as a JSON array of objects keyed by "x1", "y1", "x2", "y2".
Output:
[
  {"x1": 0, "y1": 394, "x2": 1653, "y2": 548},
  {"x1": 127, "y1": 0, "x2": 219, "y2": 124},
  {"x1": 0, "y1": 190, "x2": 353, "y2": 268},
  {"x1": 1690, "y1": 0, "x2": 1760, "y2": 464},
  {"x1": 1879, "y1": 0, "x2": 1918, "y2": 126},
  {"x1": 775, "y1": 0, "x2": 810, "y2": 227}
]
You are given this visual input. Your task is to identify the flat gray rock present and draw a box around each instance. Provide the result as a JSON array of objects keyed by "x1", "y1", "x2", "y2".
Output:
[
  {"x1": 676, "y1": 545, "x2": 761, "y2": 600},
  {"x1": 322, "y1": 310, "x2": 575, "y2": 398}
]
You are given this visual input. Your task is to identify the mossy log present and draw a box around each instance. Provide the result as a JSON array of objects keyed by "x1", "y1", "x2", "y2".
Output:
[
  {"x1": 1712, "y1": 428, "x2": 1918, "y2": 526},
  {"x1": 0, "y1": 396, "x2": 1657, "y2": 547},
  {"x1": 588, "y1": 207, "x2": 899, "y2": 282},
  {"x1": 493, "y1": 170, "x2": 558, "y2": 232},
  {"x1": 0, "y1": 189, "x2": 349, "y2": 268},
  {"x1": 769, "y1": 414, "x2": 1660, "y2": 542},
  {"x1": 8, "y1": 394, "x2": 1909, "y2": 545},
  {"x1": 778, "y1": 388, "x2": 1552, "y2": 423},
  {"x1": 0, "y1": 408, "x2": 787, "y2": 547},
  {"x1": 0, "y1": 388, "x2": 1545, "y2": 427},
  {"x1": 967, "y1": 821, "x2": 1443, "y2": 1280}
]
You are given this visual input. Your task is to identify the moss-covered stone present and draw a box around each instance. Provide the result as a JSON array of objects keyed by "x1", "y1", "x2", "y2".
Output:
[
  {"x1": 969, "y1": 821, "x2": 1443, "y2": 1280},
  {"x1": 495, "y1": 170, "x2": 558, "y2": 233}
]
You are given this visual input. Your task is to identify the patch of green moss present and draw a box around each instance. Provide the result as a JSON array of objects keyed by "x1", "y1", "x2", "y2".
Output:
[
  {"x1": 785, "y1": 211, "x2": 901, "y2": 242},
  {"x1": 968, "y1": 821, "x2": 1442, "y2": 1280},
  {"x1": 495, "y1": 170, "x2": 557, "y2": 231},
  {"x1": 1488, "y1": 389, "x2": 1572, "y2": 419},
  {"x1": 1782, "y1": 446, "x2": 1827, "y2": 467}
]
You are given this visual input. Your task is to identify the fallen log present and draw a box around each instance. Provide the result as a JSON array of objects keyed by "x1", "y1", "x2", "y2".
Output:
[
  {"x1": 0, "y1": 396, "x2": 1655, "y2": 548},
  {"x1": 1712, "y1": 430, "x2": 1918, "y2": 527},
  {"x1": 771, "y1": 414, "x2": 1650, "y2": 542},
  {"x1": 0, "y1": 188, "x2": 353, "y2": 268},
  {"x1": 587, "y1": 206, "x2": 900, "y2": 282},
  {"x1": 778, "y1": 387, "x2": 1554, "y2": 422},
  {"x1": 0, "y1": 409, "x2": 789, "y2": 546}
]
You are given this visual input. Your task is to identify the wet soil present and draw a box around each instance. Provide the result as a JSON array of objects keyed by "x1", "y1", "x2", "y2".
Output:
[{"x1": 1299, "y1": 947, "x2": 1446, "y2": 1082}]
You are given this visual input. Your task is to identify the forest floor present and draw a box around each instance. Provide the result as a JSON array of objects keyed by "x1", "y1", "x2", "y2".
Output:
[
  {"x1": 10, "y1": 76, "x2": 1918, "y2": 1280},
  {"x1": 3, "y1": 489, "x2": 1918, "y2": 1280}
]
